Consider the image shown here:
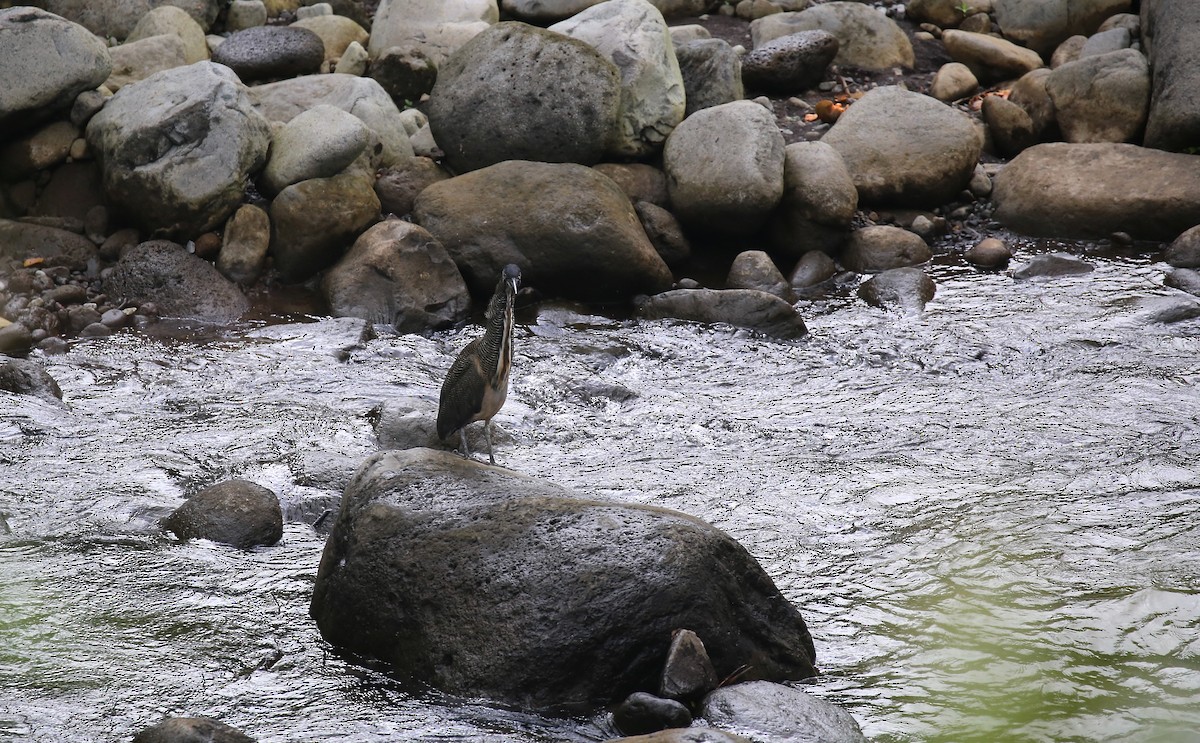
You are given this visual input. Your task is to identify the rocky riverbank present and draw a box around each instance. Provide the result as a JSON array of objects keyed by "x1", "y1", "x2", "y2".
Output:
[{"x1": 3, "y1": 0, "x2": 1200, "y2": 740}]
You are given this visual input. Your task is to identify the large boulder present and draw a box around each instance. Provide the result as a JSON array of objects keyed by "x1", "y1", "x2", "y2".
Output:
[
  {"x1": 101, "y1": 240, "x2": 250, "y2": 322},
  {"x1": 1045, "y1": 48, "x2": 1149, "y2": 143},
  {"x1": 269, "y1": 169, "x2": 381, "y2": 282},
  {"x1": 766, "y1": 141, "x2": 857, "y2": 257},
  {"x1": 132, "y1": 717, "x2": 254, "y2": 743},
  {"x1": 321, "y1": 219, "x2": 471, "y2": 333},
  {"x1": 1141, "y1": 0, "x2": 1200, "y2": 151},
  {"x1": 310, "y1": 448, "x2": 817, "y2": 711},
  {"x1": 29, "y1": 0, "x2": 222, "y2": 39},
  {"x1": 86, "y1": 61, "x2": 271, "y2": 239},
  {"x1": 368, "y1": 0, "x2": 497, "y2": 65},
  {"x1": 412, "y1": 160, "x2": 672, "y2": 300},
  {"x1": 993, "y1": 143, "x2": 1200, "y2": 240},
  {"x1": 662, "y1": 100, "x2": 785, "y2": 236},
  {"x1": 0, "y1": 7, "x2": 112, "y2": 135},
  {"x1": 751, "y1": 3, "x2": 914, "y2": 71},
  {"x1": 674, "y1": 38, "x2": 744, "y2": 117},
  {"x1": 549, "y1": 0, "x2": 684, "y2": 159},
  {"x1": 821, "y1": 86, "x2": 983, "y2": 207},
  {"x1": 992, "y1": 0, "x2": 1131, "y2": 59},
  {"x1": 427, "y1": 22, "x2": 622, "y2": 173},
  {"x1": 249, "y1": 74, "x2": 413, "y2": 167},
  {"x1": 638, "y1": 289, "x2": 808, "y2": 339}
]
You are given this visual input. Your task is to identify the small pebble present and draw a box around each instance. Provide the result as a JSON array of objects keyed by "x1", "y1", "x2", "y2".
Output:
[{"x1": 964, "y1": 237, "x2": 1012, "y2": 269}]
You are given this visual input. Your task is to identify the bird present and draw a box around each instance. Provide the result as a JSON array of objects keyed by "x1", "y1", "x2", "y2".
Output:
[{"x1": 437, "y1": 263, "x2": 522, "y2": 464}]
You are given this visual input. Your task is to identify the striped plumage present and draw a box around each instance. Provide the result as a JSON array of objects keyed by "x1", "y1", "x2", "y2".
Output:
[{"x1": 437, "y1": 264, "x2": 521, "y2": 464}]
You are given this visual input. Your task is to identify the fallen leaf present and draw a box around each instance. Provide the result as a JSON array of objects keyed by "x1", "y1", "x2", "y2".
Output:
[{"x1": 23, "y1": 257, "x2": 44, "y2": 267}]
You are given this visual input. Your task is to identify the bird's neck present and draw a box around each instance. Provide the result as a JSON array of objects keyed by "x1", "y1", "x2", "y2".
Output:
[{"x1": 480, "y1": 292, "x2": 513, "y2": 385}]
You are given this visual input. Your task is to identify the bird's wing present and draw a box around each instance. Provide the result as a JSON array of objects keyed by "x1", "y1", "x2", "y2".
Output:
[{"x1": 437, "y1": 338, "x2": 485, "y2": 439}]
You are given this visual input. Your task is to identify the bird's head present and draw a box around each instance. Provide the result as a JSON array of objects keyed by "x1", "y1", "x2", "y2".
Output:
[{"x1": 502, "y1": 263, "x2": 521, "y2": 295}]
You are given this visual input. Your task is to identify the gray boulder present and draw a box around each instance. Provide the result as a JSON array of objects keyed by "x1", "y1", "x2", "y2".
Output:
[
  {"x1": 413, "y1": 160, "x2": 672, "y2": 300},
  {"x1": 1080, "y1": 27, "x2": 1131, "y2": 57},
  {"x1": 0, "y1": 358, "x2": 63, "y2": 403},
  {"x1": 163, "y1": 479, "x2": 282, "y2": 550},
  {"x1": 702, "y1": 680, "x2": 867, "y2": 743},
  {"x1": 993, "y1": 0, "x2": 1131, "y2": 58},
  {"x1": 0, "y1": 7, "x2": 112, "y2": 135},
  {"x1": 249, "y1": 74, "x2": 413, "y2": 167},
  {"x1": 102, "y1": 240, "x2": 250, "y2": 322},
  {"x1": 321, "y1": 219, "x2": 470, "y2": 333},
  {"x1": 549, "y1": 0, "x2": 684, "y2": 160},
  {"x1": 1141, "y1": 0, "x2": 1200, "y2": 151},
  {"x1": 0, "y1": 219, "x2": 97, "y2": 270},
  {"x1": 132, "y1": 717, "x2": 254, "y2": 743},
  {"x1": 212, "y1": 26, "x2": 325, "y2": 82},
  {"x1": 594, "y1": 162, "x2": 670, "y2": 207},
  {"x1": 675, "y1": 38, "x2": 744, "y2": 117},
  {"x1": 1008, "y1": 68, "x2": 1057, "y2": 139},
  {"x1": 270, "y1": 169, "x2": 381, "y2": 282},
  {"x1": 638, "y1": 289, "x2": 808, "y2": 339},
  {"x1": 982, "y1": 94, "x2": 1037, "y2": 156},
  {"x1": 742, "y1": 30, "x2": 838, "y2": 94},
  {"x1": 726, "y1": 250, "x2": 791, "y2": 300},
  {"x1": 427, "y1": 22, "x2": 621, "y2": 173},
  {"x1": 367, "y1": 45, "x2": 438, "y2": 104},
  {"x1": 822, "y1": 86, "x2": 983, "y2": 207},
  {"x1": 1165, "y1": 225, "x2": 1200, "y2": 268},
  {"x1": 1011, "y1": 253, "x2": 1094, "y2": 280},
  {"x1": 751, "y1": 4, "x2": 914, "y2": 70},
  {"x1": 86, "y1": 61, "x2": 270, "y2": 239},
  {"x1": 767, "y1": 141, "x2": 857, "y2": 257},
  {"x1": 368, "y1": 0, "x2": 496, "y2": 66},
  {"x1": 857, "y1": 267, "x2": 937, "y2": 311},
  {"x1": 1045, "y1": 48, "x2": 1149, "y2": 143},
  {"x1": 30, "y1": 0, "x2": 221, "y2": 39},
  {"x1": 1165, "y1": 268, "x2": 1200, "y2": 297},
  {"x1": 993, "y1": 143, "x2": 1200, "y2": 240},
  {"x1": 310, "y1": 448, "x2": 817, "y2": 711},
  {"x1": 502, "y1": 0, "x2": 707, "y2": 23},
  {"x1": 662, "y1": 100, "x2": 785, "y2": 235},
  {"x1": 260, "y1": 104, "x2": 372, "y2": 195},
  {"x1": 940, "y1": 29, "x2": 1045, "y2": 84},
  {"x1": 613, "y1": 692, "x2": 692, "y2": 736},
  {"x1": 841, "y1": 225, "x2": 931, "y2": 272}
]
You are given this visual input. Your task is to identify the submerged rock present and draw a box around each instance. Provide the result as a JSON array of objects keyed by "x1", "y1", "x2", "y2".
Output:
[
  {"x1": 638, "y1": 288, "x2": 808, "y2": 339},
  {"x1": 857, "y1": 267, "x2": 936, "y2": 312},
  {"x1": 702, "y1": 680, "x2": 867, "y2": 743},
  {"x1": 0, "y1": 358, "x2": 63, "y2": 403},
  {"x1": 132, "y1": 716, "x2": 255, "y2": 743},
  {"x1": 613, "y1": 692, "x2": 692, "y2": 736},
  {"x1": 163, "y1": 479, "x2": 283, "y2": 550},
  {"x1": 1010, "y1": 253, "x2": 1094, "y2": 280}
]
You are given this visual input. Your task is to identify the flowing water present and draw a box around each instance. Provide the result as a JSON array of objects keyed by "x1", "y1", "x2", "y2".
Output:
[{"x1": 2, "y1": 245, "x2": 1200, "y2": 742}]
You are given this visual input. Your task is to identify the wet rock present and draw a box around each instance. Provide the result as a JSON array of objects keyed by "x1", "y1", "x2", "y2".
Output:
[
  {"x1": 663, "y1": 100, "x2": 785, "y2": 236},
  {"x1": 33, "y1": 0, "x2": 221, "y2": 40},
  {"x1": 211, "y1": 26, "x2": 325, "y2": 82},
  {"x1": 502, "y1": 0, "x2": 709, "y2": 24},
  {"x1": 550, "y1": 0, "x2": 684, "y2": 160},
  {"x1": 1165, "y1": 225, "x2": 1200, "y2": 269},
  {"x1": 321, "y1": 219, "x2": 470, "y2": 333},
  {"x1": 982, "y1": 94, "x2": 1036, "y2": 156},
  {"x1": 374, "y1": 157, "x2": 450, "y2": 217},
  {"x1": 1046, "y1": 48, "x2": 1149, "y2": 143},
  {"x1": 993, "y1": 0, "x2": 1130, "y2": 59},
  {"x1": 674, "y1": 38, "x2": 744, "y2": 117},
  {"x1": 930, "y1": 61, "x2": 979, "y2": 102},
  {"x1": 86, "y1": 62, "x2": 270, "y2": 240},
  {"x1": 1165, "y1": 268, "x2": 1200, "y2": 297},
  {"x1": 1141, "y1": 0, "x2": 1200, "y2": 151},
  {"x1": 291, "y1": 14, "x2": 368, "y2": 63},
  {"x1": 367, "y1": 45, "x2": 438, "y2": 104},
  {"x1": 250, "y1": 74, "x2": 412, "y2": 167},
  {"x1": 790, "y1": 250, "x2": 839, "y2": 290},
  {"x1": 635, "y1": 201, "x2": 691, "y2": 267},
  {"x1": 993, "y1": 143, "x2": 1200, "y2": 241},
  {"x1": 752, "y1": 4, "x2": 914, "y2": 70},
  {"x1": 164, "y1": 479, "x2": 282, "y2": 549},
  {"x1": 217, "y1": 204, "x2": 270, "y2": 286},
  {"x1": 941, "y1": 29, "x2": 1045, "y2": 84},
  {"x1": 613, "y1": 692, "x2": 692, "y2": 736},
  {"x1": 638, "y1": 288, "x2": 807, "y2": 339},
  {"x1": 127, "y1": 6, "x2": 209, "y2": 64},
  {"x1": 1011, "y1": 253, "x2": 1094, "y2": 280},
  {"x1": 413, "y1": 160, "x2": 672, "y2": 301},
  {"x1": 0, "y1": 323, "x2": 34, "y2": 356},
  {"x1": 310, "y1": 448, "x2": 817, "y2": 711},
  {"x1": 1136, "y1": 295, "x2": 1200, "y2": 324},
  {"x1": 822, "y1": 86, "x2": 983, "y2": 208},
  {"x1": 0, "y1": 358, "x2": 63, "y2": 402},
  {"x1": 369, "y1": 0, "x2": 496, "y2": 66},
  {"x1": 702, "y1": 680, "x2": 867, "y2": 743},
  {"x1": 105, "y1": 34, "x2": 189, "y2": 92},
  {"x1": 727, "y1": 251, "x2": 791, "y2": 301},
  {"x1": 604, "y1": 731, "x2": 750, "y2": 743},
  {"x1": 858, "y1": 267, "x2": 937, "y2": 311},
  {"x1": 660, "y1": 628, "x2": 719, "y2": 703},
  {"x1": 594, "y1": 163, "x2": 670, "y2": 208},
  {"x1": 0, "y1": 7, "x2": 112, "y2": 136},
  {"x1": 372, "y1": 395, "x2": 442, "y2": 450},
  {"x1": 0, "y1": 220, "x2": 98, "y2": 271},
  {"x1": 427, "y1": 22, "x2": 621, "y2": 173},
  {"x1": 842, "y1": 225, "x2": 931, "y2": 273},
  {"x1": 260, "y1": 104, "x2": 372, "y2": 195},
  {"x1": 102, "y1": 240, "x2": 250, "y2": 322},
  {"x1": 270, "y1": 169, "x2": 381, "y2": 283},
  {"x1": 964, "y1": 237, "x2": 1012, "y2": 269},
  {"x1": 767, "y1": 141, "x2": 857, "y2": 257},
  {"x1": 1008, "y1": 68, "x2": 1057, "y2": 139},
  {"x1": 742, "y1": 30, "x2": 838, "y2": 94}
]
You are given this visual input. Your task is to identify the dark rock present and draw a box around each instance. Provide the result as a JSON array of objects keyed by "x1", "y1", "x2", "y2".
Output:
[
  {"x1": 1011, "y1": 253, "x2": 1094, "y2": 280},
  {"x1": 368, "y1": 45, "x2": 438, "y2": 104},
  {"x1": 964, "y1": 237, "x2": 1012, "y2": 269},
  {"x1": 212, "y1": 26, "x2": 325, "y2": 82},
  {"x1": 857, "y1": 267, "x2": 937, "y2": 311},
  {"x1": 163, "y1": 479, "x2": 282, "y2": 550},
  {"x1": 604, "y1": 729, "x2": 751, "y2": 743},
  {"x1": 726, "y1": 250, "x2": 791, "y2": 301},
  {"x1": 702, "y1": 680, "x2": 867, "y2": 743},
  {"x1": 102, "y1": 240, "x2": 249, "y2": 323},
  {"x1": 594, "y1": 163, "x2": 670, "y2": 208},
  {"x1": 1165, "y1": 225, "x2": 1200, "y2": 268},
  {"x1": 79, "y1": 321, "x2": 112, "y2": 337},
  {"x1": 1142, "y1": 0, "x2": 1200, "y2": 151},
  {"x1": 675, "y1": 38, "x2": 744, "y2": 117},
  {"x1": 132, "y1": 716, "x2": 255, "y2": 743},
  {"x1": 767, "y1": 141, "x2": 857, "y2": 257},
  {"x1": 374, "y1": 157, "x2": 450, "y2": 218},
  {"x1": 0, "y1": 219, "x2": 98, "y2": 271},
  {"x1": 742, "y1": 31, "x2": 838, "y2": 94},
  {"x1": 269, "y1": 170, "x2": 381, "y2": 283},
  {"x1": 789, "y1": 251, "x2": 838, "y2": 289},
  {"x1": 638, "y1": 288, "x2": 808, "y2": 339},
  {"x1": 982, "y1": 94, "x2": 1036, "y2": 156},
  {"x1": 635, "y1": 201, "x2": 691, "y2": 267},
  {"x1": 841, "y1": 226, "x2": 931, "y2": 273},
  {"x1": 613, "y1": 692, "x2": 692, "y2": 736},
  {"x1": 309, "y1": 449, "x2": 817, "y2": 712},
  {"x1": 0, "y1": 358, "x2": 62, "y2": 402},
  {"x1": 0, "y1": 323, "x2": 34, "y2": 355},
  {"x1": 660, "y1": 629, "x2": 718, "y2": 704},
  {"x1": 1165, "y1": 268, "x2": 1200, "y2": 297}
]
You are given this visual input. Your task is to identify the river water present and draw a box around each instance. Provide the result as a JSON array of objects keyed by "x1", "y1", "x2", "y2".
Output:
[{"x1": 2, "y1": 243, "x2": 1199, "y2": 742}]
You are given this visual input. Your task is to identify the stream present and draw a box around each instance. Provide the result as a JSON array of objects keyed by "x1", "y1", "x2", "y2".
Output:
[{"x1": 2, "y1": 242, "x2": 1199, "y2": 742}]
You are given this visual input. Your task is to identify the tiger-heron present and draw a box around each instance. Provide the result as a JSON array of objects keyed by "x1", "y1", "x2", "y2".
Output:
[{"x1": 437, "y1": 264, "x2": 521, "y2": 464}]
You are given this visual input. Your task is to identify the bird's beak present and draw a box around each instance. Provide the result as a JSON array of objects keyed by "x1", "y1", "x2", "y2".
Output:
[{"x1": 508, "y1": 277, "x2": 520, "y2": 294}]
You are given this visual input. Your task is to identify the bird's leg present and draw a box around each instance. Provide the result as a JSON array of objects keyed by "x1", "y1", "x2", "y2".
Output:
[
  {"x1": 485, "y1": 421, "x2": 496, "y2": 465},
  {"x1": 458, "y1": 428, "x2": 471, "y2": 460}
]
